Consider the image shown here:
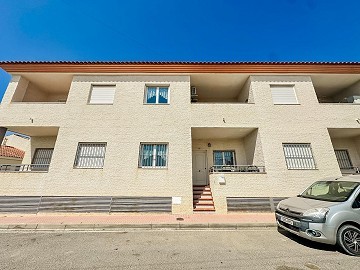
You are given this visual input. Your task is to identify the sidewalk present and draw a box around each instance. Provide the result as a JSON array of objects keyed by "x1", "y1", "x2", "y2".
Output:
[{"x1": 0, "y1": 212, "x2": 276, "y2": 230}]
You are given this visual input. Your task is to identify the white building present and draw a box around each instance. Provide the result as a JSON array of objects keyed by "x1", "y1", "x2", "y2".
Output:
[{"x1": 0, "y1": 61, "x2": 359, "y2": 214}]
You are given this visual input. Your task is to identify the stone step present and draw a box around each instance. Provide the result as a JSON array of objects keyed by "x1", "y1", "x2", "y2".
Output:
[
  {"x1": 193, "y1": 205, "x2": 216, "y2": 211},
  {"x1": 193, "y1": 190, "x2": 212, "y2": 195}
]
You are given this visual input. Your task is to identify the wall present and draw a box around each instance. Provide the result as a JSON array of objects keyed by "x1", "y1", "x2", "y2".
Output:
[
  {"x1": 1, "y1": 73, "x2": 360, "y2": 214},
  {"x1": 0, "y1": 75, "x2": 193, "y2": 214},
  {"x1": 0, "y1": 157, "x2": 22, "y2": 165}
]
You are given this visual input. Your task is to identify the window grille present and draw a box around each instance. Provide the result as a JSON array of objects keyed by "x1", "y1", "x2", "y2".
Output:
[
  {"x1": 74, "y1": 143, "x2": 107, "y2": 168},
  {"x1": 335, "y1": 150, "x2": 353, "y2": 169},
  {"x1": 139, "y1": 144, "x2": 168, "y2": 167},
  {"x1": 32, "y1": 148, "x2": 54, "y2": 164},
  {"x1": 145, "y1": 86, "x2": 169, "y2": 104},
  {"x1": 283, "y1": 143, "x2": 316, "y2": 169}
]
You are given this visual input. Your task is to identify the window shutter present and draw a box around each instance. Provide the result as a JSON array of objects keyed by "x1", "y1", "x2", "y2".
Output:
[
  {"x1": 89, "y1": 85, "x2": 115, "y2": 104},
  {"x1": 271, "y1": 85, "x2": 298, "y2": 104}
]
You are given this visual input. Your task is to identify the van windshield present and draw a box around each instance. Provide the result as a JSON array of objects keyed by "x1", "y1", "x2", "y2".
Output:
[{"x1": 300, "y1": 181, "x2": 359, "y2": 202}]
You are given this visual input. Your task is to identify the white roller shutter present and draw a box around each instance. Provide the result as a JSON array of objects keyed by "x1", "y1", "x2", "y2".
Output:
[
  {"x1": 89, "y1": 85, "x2": 115, "y2": 104},
  {"x1": 270, "y1": 85, "x2": 298, "y2": 104}
]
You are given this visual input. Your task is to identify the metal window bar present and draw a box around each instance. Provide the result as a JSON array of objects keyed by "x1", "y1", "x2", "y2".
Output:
[
  {"x1": 283, "y1": 143, "x2": 316, "y2": 169},
  {"x1": 74, "y1": 143, "x2": 106, "y2": 168},
  {"x1": 32, "y1": 148, "x2": 54, "y2": 171},
  {"x1": 139, "y1": 144, "x2": 168, "y2": 167},
  {"x1": 335, "y1": 150, "x2": 353, "y2": 169}
]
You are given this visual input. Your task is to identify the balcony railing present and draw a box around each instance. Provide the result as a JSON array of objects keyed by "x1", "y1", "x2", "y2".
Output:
[
  {"x1": 0, "y1": 164, "x2": 50, "y2": 172},
  {"x1": 340, "y1": 167, "x2": 360, "y2": 175},
  {"x1": 210, "y1": 165, "x2": 265, "y2": 173}
]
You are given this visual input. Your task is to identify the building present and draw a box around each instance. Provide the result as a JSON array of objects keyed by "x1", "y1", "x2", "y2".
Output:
[{"x1": 0, "y1": 61, "x2": 359, "y2": 214}]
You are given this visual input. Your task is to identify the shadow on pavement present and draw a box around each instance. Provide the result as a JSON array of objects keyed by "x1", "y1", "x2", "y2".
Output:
[{"x1": 277, "y1": 227, "x2": 339, "y2": 253}]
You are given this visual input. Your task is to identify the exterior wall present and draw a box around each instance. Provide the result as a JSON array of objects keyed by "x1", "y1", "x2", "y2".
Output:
[
  {"x1": 0, "y1": 75, "x2": 193, "y2": 214},
  {"x1": 1, "y1": 72, "x2": 360, "y2": 214},
  {"x1": 0, "y1": 157, "x2": 22, "y2": 164}
]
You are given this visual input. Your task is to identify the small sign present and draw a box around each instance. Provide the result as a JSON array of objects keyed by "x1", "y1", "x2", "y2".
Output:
[{"x1": 172, "y1": 197, "x2": 182, "y2": 205}]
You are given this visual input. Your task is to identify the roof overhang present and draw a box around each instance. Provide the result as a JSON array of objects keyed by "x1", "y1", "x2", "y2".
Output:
[{"x1": 1, "y1": 61, "x2": 360, "y2": 74}]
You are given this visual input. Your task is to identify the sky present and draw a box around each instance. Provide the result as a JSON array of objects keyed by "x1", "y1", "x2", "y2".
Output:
[{"x1": 1, "y1": 0, "x2": 360, "y2": 100}]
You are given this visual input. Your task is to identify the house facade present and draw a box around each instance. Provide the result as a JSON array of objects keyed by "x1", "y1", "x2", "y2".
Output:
[{"x1": 0, "y1": 61, "x2": 359, "y2": 214}]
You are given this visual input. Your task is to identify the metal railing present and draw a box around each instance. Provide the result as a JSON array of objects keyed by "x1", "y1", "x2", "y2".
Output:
[
  {"x1": 0, "y1": 164, "x2": 50, "y2": 172},
  {"x1": 210, "y1": 165, "x2": 265, "y2": 173},
  {"x1": 340, "y1": 167, "x2": 360, "y2": 175}
]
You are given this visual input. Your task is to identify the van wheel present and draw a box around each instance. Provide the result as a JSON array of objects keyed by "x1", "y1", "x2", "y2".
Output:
[{"x1": 337, "y1": 225, "x2": 360, "y2": 256}]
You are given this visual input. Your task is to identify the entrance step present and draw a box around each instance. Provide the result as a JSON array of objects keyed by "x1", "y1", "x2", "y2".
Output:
[{"x1": 193, "y1": 185, "x2": 215, "y2": 212}]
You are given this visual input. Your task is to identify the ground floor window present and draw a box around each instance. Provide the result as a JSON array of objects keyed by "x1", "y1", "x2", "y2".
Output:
[
  {"x1": 283, "y1": 143, "x2": 316, "y2": 169},
  {"x1": 32, "y1": 148, "x2": 54, "y2": 171},
  {"x1": 213, "y1": 150, "x2": 236, "y2": 166},
  {"x1": 139, "y1": 143, "x2": 168, "y2": 168},
  {"x1": 74, "y1": 143, "x2": 107, "y2": 168},
  {"x1": 335, "y1": 149, "x2": 353, "y2": 169}
]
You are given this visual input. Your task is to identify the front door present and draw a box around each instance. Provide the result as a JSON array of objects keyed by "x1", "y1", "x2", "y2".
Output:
[{"x1": 192, "y1": 151, "x2": 207, "y2": 186}]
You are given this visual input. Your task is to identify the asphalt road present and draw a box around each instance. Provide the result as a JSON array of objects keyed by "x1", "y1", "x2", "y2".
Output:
[{"x1": 0, "y1": 228, "x2": 357, "y2": 270}]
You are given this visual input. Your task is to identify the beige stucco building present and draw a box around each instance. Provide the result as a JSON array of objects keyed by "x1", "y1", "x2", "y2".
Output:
[{"x1": 0, "y1": 61, "x2": 359, "y2": 214}]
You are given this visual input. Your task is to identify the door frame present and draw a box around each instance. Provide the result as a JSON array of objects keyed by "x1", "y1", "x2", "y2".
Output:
[{"x1": 192, "y1": 150, "x2": 208, "y2": 186}]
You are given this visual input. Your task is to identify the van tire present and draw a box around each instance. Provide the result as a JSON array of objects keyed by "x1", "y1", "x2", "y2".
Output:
[{"x1": 337, "y1": 225, "x2": 360, "y2": 256}]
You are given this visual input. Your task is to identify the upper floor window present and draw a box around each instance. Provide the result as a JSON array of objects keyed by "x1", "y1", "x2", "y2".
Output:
[
  {"x1": 213, "y1": 150, "x2": 236, "y2": 166},
  {"x1": 74, "y1": 143, "x2": 107, "y2": 168},
  {"x1": 139, "y1": 143, "x2": 168, "y2": 168},
  {"x1": 88, "y1": 85, "x2": 116, "y2": 104},
  {"x1": 270, "y1": 85, "x2": 298, "y2": 104},
  {"x1": 145, "y1": 86, "x2": 169, "y2": 104},
  {"x1": 283, "y1": 143, "x2": 316, "y2": 169}
]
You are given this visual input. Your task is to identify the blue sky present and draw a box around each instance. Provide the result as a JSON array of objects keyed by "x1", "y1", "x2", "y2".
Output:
[{"x1": 1, "y1": 0, "x2": 360, "y2": 100}]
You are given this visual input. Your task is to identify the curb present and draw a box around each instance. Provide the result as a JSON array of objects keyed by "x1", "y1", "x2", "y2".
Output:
[{"x1": 0, "y1": 223, "x2": 277, "y2": 231}]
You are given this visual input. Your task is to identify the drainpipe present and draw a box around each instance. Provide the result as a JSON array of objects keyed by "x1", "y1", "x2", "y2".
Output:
[{"x1": 0, "y1": 127, "x2": 7, "y2": 145}]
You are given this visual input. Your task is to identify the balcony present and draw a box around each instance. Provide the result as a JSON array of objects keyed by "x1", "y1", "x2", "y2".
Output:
[
  {"x1": 210, "y1": 165, "x2": 265, "y2": 173},
  {"x1": 312, "y1": 75, "x2": 360, "y2": 104},
  {"x1": 0, "y1": 127, "x2": 58, "y2": 173},
  {"x1": 10, "y1": 74, "x2": 72, "y2": 103},
  {"x1": 190, "y1": 74, "x2": 252, "y2": 103},
  {"x1": 328, "y1": 128, "x2": 360, "y2": 176}
]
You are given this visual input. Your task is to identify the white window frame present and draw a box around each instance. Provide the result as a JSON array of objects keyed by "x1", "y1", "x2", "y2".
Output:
[
  {"x1": 74, "y1": 142, "x2": 107, "y2": 169},
  {"x1": 138, "y1": 143, "x2": 169, "y2": 168},
  {"x1": 88, "y1": 85, "x2": 116, "y2": 105},
  {"x1": 144, "y1": 85, "x2": 170, "y2": 104},
  {"x1": 270, "y1": 84, "x2": 299, "y2": 105},
  {"x1": 282, "y1": 143, "x2": 316, "y2": 170},
  {"x1": 213, "y1": 150, "x2": 236, "y2": 166}
]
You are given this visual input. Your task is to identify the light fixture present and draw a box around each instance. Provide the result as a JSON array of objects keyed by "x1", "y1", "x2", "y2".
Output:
[{"x1": 208, "y1": 143, "x2": 211, "y2": 147}]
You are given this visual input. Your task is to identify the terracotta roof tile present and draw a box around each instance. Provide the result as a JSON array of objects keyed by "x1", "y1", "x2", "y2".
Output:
[{"x1": 0, "y1": 145, "x2": 25, "y2": 159}]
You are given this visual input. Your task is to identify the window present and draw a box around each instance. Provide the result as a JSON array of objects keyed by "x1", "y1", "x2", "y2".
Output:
[
  {"x1": 213, "y1": 151, "x2": 236, "y2": 166},
  {"x1": 270, "y1": 85, "x2": 298, "y2": 104},
  {"x1": 89, "y1": 85, "x2": 115, "y2": 104},
  {"x1": 139, "y1": 144, "x2": 168, "y2": 167},
  {"x1": 74, "y1": 143, "x2": 106, "y2": 168},
  {"x1": 32, "y1": 148, "x2": 54, "y2": 171},
  {"x1": 283, "y1": 143, "x2": 316, "y2": 169},
  {"x1": 145, "y1": 86, "x2": 169, "y2": 104},
  {"x1": 335, "y1": 150, "x2": 353, "y2": 169}
]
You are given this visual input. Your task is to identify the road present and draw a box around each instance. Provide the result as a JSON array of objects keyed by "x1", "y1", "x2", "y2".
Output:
[{"x1": 0, "y1": 228, "x2": 357, "y2": 269}]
